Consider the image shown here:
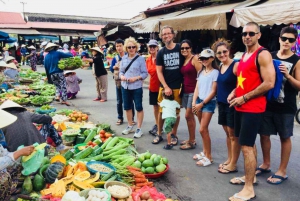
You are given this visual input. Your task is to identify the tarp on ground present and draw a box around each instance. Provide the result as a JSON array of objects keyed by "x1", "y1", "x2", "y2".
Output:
[
  {"x1": 160, "y1": 3, "x2": 240, "y2": 31},
  {"x1": 230, "y1": 0, "x2": 300, "y2": 27},
  {"x1": 126, "y1": 10, "x2": 189, "y2": 33}
]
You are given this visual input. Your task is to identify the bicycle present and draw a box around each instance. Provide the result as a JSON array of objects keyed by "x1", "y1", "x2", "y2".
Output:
[{"x1": 296, "y1": 101, "x2": 300, "y2": 124}]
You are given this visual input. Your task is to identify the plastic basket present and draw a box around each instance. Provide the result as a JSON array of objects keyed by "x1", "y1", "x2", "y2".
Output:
[
  {"x1": 79, "y1": 188, "x2": 112, "y2": 201},
  {"x1": 86, "y1": 161, "x2": 116, "y2": 175},
  {"x1": 104, "y1": 181, "x2": 132, "y2": 199}
]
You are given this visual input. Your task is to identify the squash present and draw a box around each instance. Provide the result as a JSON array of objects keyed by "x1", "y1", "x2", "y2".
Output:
[
  {"x1": 68, "y1": 184, "x2": 81, "y2": 192},
  {"x1": 74, "y1": 171, "x2": 90, "y2": 181},
  {"x1": 73, "y1": 180, "x2": 95, "y2": 190},
  {"x1": 45, "y1": 162, "x2": 65, "y2": 183},
  {"x1": 50, "y1": 155, "x2": 66, "y2": 165},
  {"x1": 60, "y1": 175, "x2": 74, "y2": 185},
  {"x1": 40, "y1": 188, "x2": 52, "y2": 196},
  {"x1": 42, "y1": 180, "x2": 66, "y2": 198},
  {"x1": 84, "y1": 172, "x2": 100, "y2": 183},
  {"x1": 63, "y1": 165, "x2": 72, "y2": 177},
  {"x1": 76, "y1": 161, "x2": 87, "y2": 171}
]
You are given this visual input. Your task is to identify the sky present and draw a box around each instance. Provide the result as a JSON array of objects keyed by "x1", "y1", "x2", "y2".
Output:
[{"x1": 0, "y1": 0, "x2": 164, "y2": 19}]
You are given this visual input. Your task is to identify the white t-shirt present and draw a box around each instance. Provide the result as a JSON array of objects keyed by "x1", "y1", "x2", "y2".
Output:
[
  {"x1": 197, "y1": 69, "x2": 219, "y2": 100},
  {"x1": 160, "y1": 99, "x2": 180, "y2": 119}
]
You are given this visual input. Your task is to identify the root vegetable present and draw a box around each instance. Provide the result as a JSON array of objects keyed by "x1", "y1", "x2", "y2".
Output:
[{"x1": 140, "y1": 191, "x2": 150, "y2": 200}]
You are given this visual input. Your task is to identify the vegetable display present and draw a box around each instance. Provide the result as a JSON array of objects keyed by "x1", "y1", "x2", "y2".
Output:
[{"x1": 58, "y1": 57, "x2": 83, "y2": 70}]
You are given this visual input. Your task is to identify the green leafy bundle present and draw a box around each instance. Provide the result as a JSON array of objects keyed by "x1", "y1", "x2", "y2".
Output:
[{"x1": 58, "y1": 57, "x2": 82, "y2": 70}]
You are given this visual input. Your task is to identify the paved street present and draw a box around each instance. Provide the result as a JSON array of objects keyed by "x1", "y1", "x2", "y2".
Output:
[{"x1": 38, "y1": 66, "x2": 300, "y2": 201}]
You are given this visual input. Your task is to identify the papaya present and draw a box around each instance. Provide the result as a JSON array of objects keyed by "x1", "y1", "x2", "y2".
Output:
[
  {"x1": 84, "y1": 172, "x2": 100, "y2": 183},
  {"x1": 74, "y1": 171, "x2": 90, "y2": 181},
  {"x1": 50, "y1": 155, "x2": 66, "y2": 165},
  {"x1": 73, "y1": 180, "x2": 95, "y2": 190},
  {"x1": 22, "y1": 176, "x2": 33, "y2": 195},
  {"x1": 33, "y1": 174, "x2": 45, "y2": 191},
  {"x1": 60, "y1": 175, "x2": 74, "y2": 185}
]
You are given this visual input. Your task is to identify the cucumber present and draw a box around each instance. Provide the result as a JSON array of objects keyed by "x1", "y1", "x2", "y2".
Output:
[
  {"x1": 75, "y1": 136, "x2": 86, "y2": 144},
  {"x1": 105, "y1": 137, "x2": 119, "y2": 149},
  {"x1": 63, "y1": 149, "x2": 74, "y2": 160},
  {"x1": 106, "y1": 174, "x2": 118, "y2": 181},
  {"x1": 103, "y1": 143, "x2": 129, "y2": 155},
  {"x1": 84, "y1": 129, "x2": 97, "y2": 143},
  {"x1": 93, "y1": 139, "x2": 102, "y2": 145},
  {"x1": 101, "y1": 171, "x2": 115, "y2": 181},
  {"x1": 73, "y1": 146, "x2": 93, "y2": 160},
  {"x1": 76, "y1": 154, "x2": 103, "y2": 162},
  {"x1": 100, "y1": 137, "x2": 113, "y2": 149},
  {"x1": 90, "y1": 147, "x2": 103, "y2": 157},
  {"x1": 119, "y1": 157, "x2": 135, "y2": 166},
  {"x1": 122, "y1": 158, "x2": 135, "y2": 167}
]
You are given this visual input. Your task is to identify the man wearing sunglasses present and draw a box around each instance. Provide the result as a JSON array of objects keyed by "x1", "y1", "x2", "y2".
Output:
[
  {"x1": 152, "y1": 25, "x2": 183, "y2": 146},
  {"x1": 257, "y1": 27, "x2": 300, "y2": 185},
  {"x1": 227, "y1": 22, "x2": 275, "y2": 201}
]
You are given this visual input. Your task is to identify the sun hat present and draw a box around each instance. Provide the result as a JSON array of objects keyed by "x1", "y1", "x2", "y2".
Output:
[
  {"x1": 6, "y1": 63, "x2": 17, "y2": 70},
  {"x1": 0, "y1": 61, "x2": 8, "y2": 67},
  {"x1": 28, "y1": 45, "x2": 36, "y2": 49},
  {"x1": 90, "y1": 47, "x2": 103, "y2": 53},
  {"x1": 148, "y1": 39, "x2": 158, "y2": 46},
  {"x1": 0, "y1": 109, "x2": 17, "y2": 128},
  {"x1": 45, "y1": 43, "x2": 59, "y2": 52},
  {"x1": 64, "y1": 70, "x2": 75, "y2": 75},
  {"x1": 3, "y1": 47, "x2": 8, "y2": 51},
  {"x1": 41, "y1": 41, "x2": 48, "y2": 46},
  {"x1": 5, "y1": 56, "x2": 15, "y2": 62},
  {"x1": 21, "y1": 44, "x2": 26, "y2": 47},
  {"x1": 0, "y1": 100, "x2": 24, "y2": 110},
  {"x1": 200, "y1": 49, "x2": 215, "y2": 58}
]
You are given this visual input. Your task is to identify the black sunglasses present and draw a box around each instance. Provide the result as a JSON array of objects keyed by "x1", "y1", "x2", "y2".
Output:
[
  {"x1": 127, "y1": 46, "x2": 136, "y2": 49},
  {"x1": 280, "y1": 36, "x2": 296, "y2": 43},
  {"x1": 181, "y1": 47, "x2": 191, "y2": 50},
  {"x1": 241, "y1": 32, "x2": 259, "y2": 37},
  {"x1": 149, "y1": 45, "x2": 157, "y2": 48},
  {"x1": 199, "y1": 57, "x2": 210, "y2": 61},
  {"x1": 216, "y1": 50, "x2": 228, "y2": 55}
]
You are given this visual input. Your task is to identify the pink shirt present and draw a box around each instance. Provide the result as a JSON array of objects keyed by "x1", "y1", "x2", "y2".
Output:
[{"x1": 70, "y1": 49, "x2": 76, "y2": 56}]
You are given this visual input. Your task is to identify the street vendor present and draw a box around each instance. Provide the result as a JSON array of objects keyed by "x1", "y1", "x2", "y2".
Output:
[
  {"x1": 44, "y1": 43, "x2": 73, "y2": 106},
  {"x1": 0, "y1": 109, "x2": 35, "y2": 201},
  {"x1": 0, "y1": 100, "x2": 64, "y2": 152},
  {"x1": 3, "y1": 63, "x2": 18, "y2": 80},
  {"x1": 5, "y1": 56, "x2": 20, "y2": 69},
  {"x1": 25, "y1": 45, "x2": 38, "y2": 71}
]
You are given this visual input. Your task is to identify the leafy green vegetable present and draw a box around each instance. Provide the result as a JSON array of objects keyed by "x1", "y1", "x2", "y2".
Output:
[{"x1": 58, "y1": 57, "x2": 82, "y2": 70}]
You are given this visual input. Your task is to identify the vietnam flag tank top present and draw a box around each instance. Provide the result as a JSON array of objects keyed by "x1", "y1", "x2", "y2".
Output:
[{"x1": 235, "y1": 47, "x2": 266, "y2": 113}]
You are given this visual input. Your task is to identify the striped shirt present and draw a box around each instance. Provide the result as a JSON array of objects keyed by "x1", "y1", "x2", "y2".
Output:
[{"x1": 119, "y1": 54, "x2": 148, "y2": 90}]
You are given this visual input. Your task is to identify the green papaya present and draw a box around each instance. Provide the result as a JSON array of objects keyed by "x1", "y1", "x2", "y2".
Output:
[
  {"x1": 22, "y1": 176, "x2": 33, "y2": 195},
  {"x1": 33, "y1": 174, "x2": 45, "y2": 191}
]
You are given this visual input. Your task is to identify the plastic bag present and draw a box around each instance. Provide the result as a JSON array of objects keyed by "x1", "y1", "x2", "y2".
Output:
[{"x1": 132, "y1": 186, "x2": 166, "y2": 201}]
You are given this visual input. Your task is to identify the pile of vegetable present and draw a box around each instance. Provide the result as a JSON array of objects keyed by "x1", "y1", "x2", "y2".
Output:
[
  {"x1": 69, "y1": 110, "x2": 89, "y2": 122},
  {"x1": 58, "y1": 57, "x2": 83, "y2": 70},
  {"x1": 30, "y1": 95, "x2": 52, "y2": 105}
]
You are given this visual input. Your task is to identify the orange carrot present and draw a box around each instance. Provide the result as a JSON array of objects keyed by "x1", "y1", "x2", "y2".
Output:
[
  {"x1": 136, "y1": 182, "x2": 149, "y2": 187},
  {"x1": 134, "y1": 178, "x2": 147, "y2": 183},
  {"x1": 127, "y1": 166, "x2": 141, "y2": 171},
  {"x1": 131, "y1": 171, "x2": 145, "y2": 177},
  {"x1": 146, "y1": 182, "x2": 154, "y2": 187}
]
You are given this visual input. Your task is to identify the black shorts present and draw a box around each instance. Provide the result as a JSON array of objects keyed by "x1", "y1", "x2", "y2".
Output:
[
  {"x1": 234, "y1": 111, "x2": 263, "y2": 147},
  {"x1": 258, "y1": 111, "x2": 294, "y2": 139},
  {"x1": 149, "y1": 91, "x2": 159, "y2": 105},
  {"x1": 218, "y1": 102, "x2": 234, "y2": 128}
]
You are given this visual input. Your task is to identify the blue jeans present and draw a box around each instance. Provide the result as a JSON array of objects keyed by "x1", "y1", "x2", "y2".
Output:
[{"x1": 116, "y1": 86, "x2": 135, "y2": 120}]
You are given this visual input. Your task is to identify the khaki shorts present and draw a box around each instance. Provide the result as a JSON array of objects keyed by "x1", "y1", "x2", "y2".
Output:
[{"x1": 158, "y1": 87, "x2": 181, "y2": 113}]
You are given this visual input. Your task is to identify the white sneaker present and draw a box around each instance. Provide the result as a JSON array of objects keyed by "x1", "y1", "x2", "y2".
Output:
[
  {"x1": 134, "y1": 128, "x2": 143, "y2": 138},
  {"x1": 122, "y1": 126, "x2": 134, "y2": 135}
]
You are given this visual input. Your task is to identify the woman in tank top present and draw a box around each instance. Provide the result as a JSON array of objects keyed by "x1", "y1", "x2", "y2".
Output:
[
  {"x1": 179, "y1": 40, "x2": 202, "y2": 150},
  {"x1": 212, "y1": 39, "x2": 240, "y2": 174}
]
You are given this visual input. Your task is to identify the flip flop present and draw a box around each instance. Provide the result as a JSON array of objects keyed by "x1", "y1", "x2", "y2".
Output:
[
  {"x1": 152, "y1": 135, "x2": 163, "y2": 144},
  {"x1": 171, "y1": 134, "x2": 178, "y2": 146},
  {"x1": 218, "y1": 168, "x2": 238, "y2": 174},
  {"x1": 229, "y1": 177, "x2": 259, "y2": 186},
  {"x1": 230, "y1": 193, "x2": 257, "y2": 201},
  {"x1": 267, "y1": 174, "x2": 288, "y2": 185},
  {"x1": 61, "y1": 102, "x2": 70, "y2": 106},
  {"x1": 93, "y1": 98, "x2": 101, "y2": 101},
  {"x1": 219, "y1": 163, "x2": 228, "y2": 169},
  {"x1": 115, "y1": 119, "x2": 123, "y2": 125},
  {"x1": 255, "y1": 167, "x2": 271, "y2": 176}
]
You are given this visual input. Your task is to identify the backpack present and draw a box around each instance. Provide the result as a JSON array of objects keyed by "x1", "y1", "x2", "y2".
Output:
[{"x1": 256, "y1": 48, "x2": 284, "y2": 102}]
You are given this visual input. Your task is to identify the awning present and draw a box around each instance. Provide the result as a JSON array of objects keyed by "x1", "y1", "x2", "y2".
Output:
[
  {"x1": 23, "y1": 35, "x2": 59, "y2": 41},
  {"x1": 160, "y1": 3, "x2": 240, "y2": 31},
  {"x1": 0, "y1": 37, "x2": 17, "y2": 43},
  {"x1": 0, "y1": 30, "x2": 9, "y2": 38},
  {"x1": 230, "y1": 0, "x2": 300, "y2": 27},
  {"x1": 0, "y1": 28, "x2": 40, "y2": 35},
  {"x1": 105, "y1": 26, "x2": 134, "y2": 37},
  {"x1": 126, "y1": 10, "x2": 189, "y2": 33},
  {"x1": 38, "y1": 30, "x2": 79, "y2": 36},
  {"x1": 81, "y1": 36, "x2": 96, "y2": 42},
  {"x1": 77, "y1": 32, "x2": 96, "y2": 37}
]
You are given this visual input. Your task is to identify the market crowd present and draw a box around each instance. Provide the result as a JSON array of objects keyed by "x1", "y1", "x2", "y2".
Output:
[{"x1": 106, "y1": 23, "x2": 300, "y2": 201}]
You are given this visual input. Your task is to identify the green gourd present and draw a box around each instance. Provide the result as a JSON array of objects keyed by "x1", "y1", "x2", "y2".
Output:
[
  {"x1": 45, "y1": 162, "x2": 65, "y2": 183},
  {"x1": 22, "y1": 176, "x2": 33, "y2": 195},
  {"x1": 33, "y1": 174, "x2": 45, "y2": 191}
]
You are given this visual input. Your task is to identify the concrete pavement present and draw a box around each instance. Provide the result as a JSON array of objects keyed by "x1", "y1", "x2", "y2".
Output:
[{"x1": 40, "y1": 67, "x2": 300, "y2": 201}]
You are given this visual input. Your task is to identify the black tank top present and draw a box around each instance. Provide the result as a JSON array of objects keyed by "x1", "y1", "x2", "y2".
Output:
[{"x1": 267, "y1": 51, "x2": 299, "y2": 114}]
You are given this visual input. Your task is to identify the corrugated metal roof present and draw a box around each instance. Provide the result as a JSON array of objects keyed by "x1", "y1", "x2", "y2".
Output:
[
  {"x1": 0, "y1": 12, "x2": 26, "y2": 24},
  {"x1": 26, "y1": 22, "x2": 103, "y2": 31}
]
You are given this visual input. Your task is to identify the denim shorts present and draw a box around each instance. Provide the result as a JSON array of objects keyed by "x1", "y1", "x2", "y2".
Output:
[
  {"x1": 196, "y1": 98, "x2": 216, "y2": 113},
  {"x1": 121, "y1": 87, "x2": 143, "y2": 111},
  {"x1": 182, "y1": 93, "x2": 194, "y2": 108}
]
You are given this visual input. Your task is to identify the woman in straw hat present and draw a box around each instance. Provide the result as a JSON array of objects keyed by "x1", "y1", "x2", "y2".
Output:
[
  {"x1": 25, "y1": 45, "x2": 37, "y2": 71},
  {"x1": 0, "y1": 109, "x2": 35, "y2": 201},
  {"x1": 3, "y1": 63, "x2": 18, "y2": 81},
  {"x1": 44, "y1": 43, "x2": 73, "y2": 106},
  {"x1": 82, "y1": 46, "x2": 108, "y2": 102},
  {"x1": 0, "y1": 100, "x2": 54, "y2": 152},
  {"x1": 2, "y1": 47, "x2": 9, "y2": 61}
]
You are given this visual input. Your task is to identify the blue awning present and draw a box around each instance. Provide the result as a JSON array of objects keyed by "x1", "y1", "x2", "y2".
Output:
[
  {"x1": 23, "y1": 35, "x2": 59, "y2": 41},
  {"x1": 0, "y1": 31, "x2": 9, "y2": 38},
  {"x1": 0, "y1": 37, "x2": 17, "y2": 43},
  {"x1": 81, "y1": 36, "x2": 96, "y2": 42}
]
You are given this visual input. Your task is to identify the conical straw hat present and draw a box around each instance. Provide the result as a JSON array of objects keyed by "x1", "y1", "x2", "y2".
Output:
[{"x1": 0, "y1": 109, "x2": 17, "y2": 128}]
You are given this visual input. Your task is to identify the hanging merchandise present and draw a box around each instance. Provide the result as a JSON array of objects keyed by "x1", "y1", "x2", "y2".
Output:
[{"x1": 290, "y1": 24, "x2": 300, "y2": 56}]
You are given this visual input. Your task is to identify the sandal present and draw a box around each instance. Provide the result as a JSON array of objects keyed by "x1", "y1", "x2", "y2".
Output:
[
  {"x1": 93, "y1": 98, "x2": 101, "y2": 101},
  {"x1": 180, "y1": 140, "x2": 197, "y2": 146},
  {"x1": 163, "y1": 144, "x2": 173, "y2": 150},
  {"x1": 152, "y1": 135, "x2": 163, "y2": 144},
  {"x1": 196, "y1": 156, "x2": 213, "y2": 167},
  {"x1": 230, "y1": 193, "x2": 256, "y2": 201},
  {"x1": 116, "y1": 119, "x2": 123, "y2": 125},
  {"x1": 170, "y1": 134, "x2": 178, "y2": 146},
  {"x1": 132, "y1": 121, "x2": 136, "y2": 125},
  {"x1": 230, "y1": 177, "x2": 259, "y2": 186},
  {"x1": 219, "y1": 163, "x2": 228, "y2": 169},
  {"x1": 193, "y1": 152, "x2": 205, "y2": 160},
  {"x1": 180, "y1": 142, "x2": 196, "y2": 150},
  {"x1": 61, "y1": 102, "x2": 70, "y2": 106},
  {"x1": 218, "y1": 168, "x2": 238, "y2": 174},
  {"x1": 55, "y1": 97, "x2": 60, "y2": 101},
  {"x1": 100, "y1": 99, "x2": 107, "y2": 102}
]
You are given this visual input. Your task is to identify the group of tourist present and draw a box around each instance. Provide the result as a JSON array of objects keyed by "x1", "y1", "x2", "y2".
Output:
[{"x1": 103, "y1": 23, "x2": 299, "y2": 201}]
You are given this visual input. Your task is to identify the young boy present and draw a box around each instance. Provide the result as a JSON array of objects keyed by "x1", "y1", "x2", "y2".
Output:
[
  {"x1": 64, "y1": 71, "x2": 82, "y2": 100},
  {"x1": 159, "y1": 91, "x2": 181, "y2": 150}
]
